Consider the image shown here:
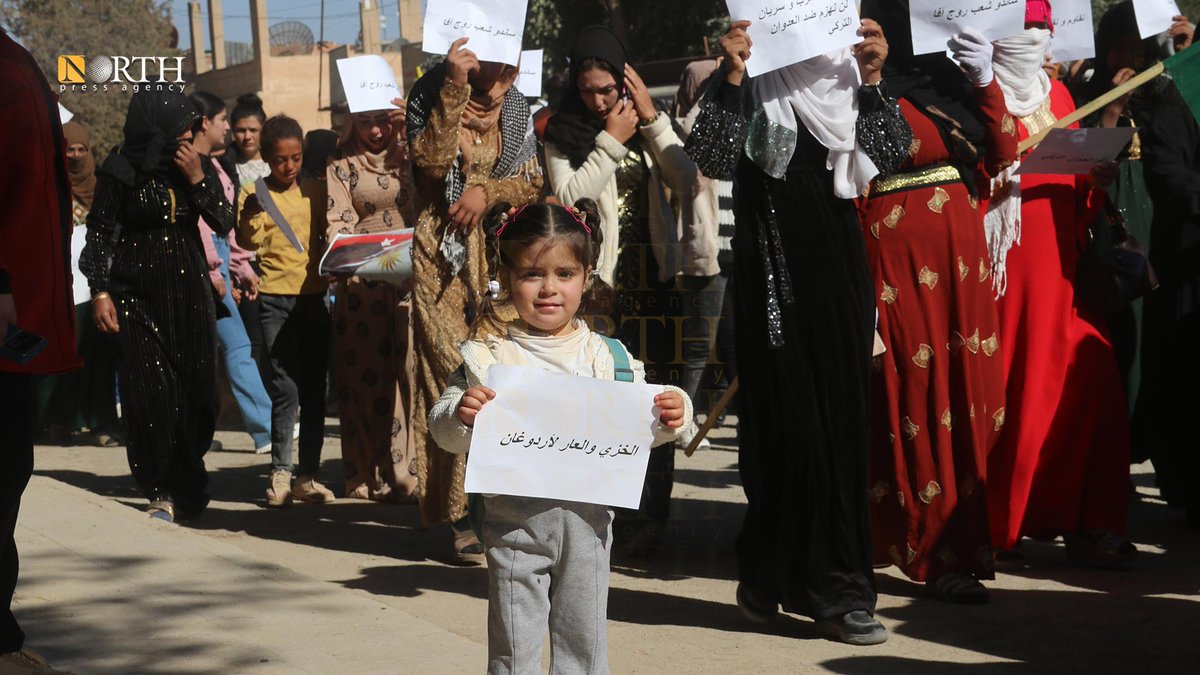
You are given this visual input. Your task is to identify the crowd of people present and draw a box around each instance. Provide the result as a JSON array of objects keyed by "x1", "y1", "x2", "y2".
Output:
[{"x1": 4, "y1": 0, "x2": 1200, "y2": 671}]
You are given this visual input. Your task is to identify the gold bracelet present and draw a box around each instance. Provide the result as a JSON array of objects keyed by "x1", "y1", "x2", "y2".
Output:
[{"x1": 92, "y1": 291, "x2": 110, "y2": 301}]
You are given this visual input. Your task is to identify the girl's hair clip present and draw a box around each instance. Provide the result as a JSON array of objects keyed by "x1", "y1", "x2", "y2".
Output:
[
  {"x1": 563, "y1": 205, "x2": 591, "y2": 234},
  {"x1": 495, "y1": 205, "x2": 529, "y2": 237},
  {"x1": 487, "y1": 279, "x2": 501, "y2": 299}
]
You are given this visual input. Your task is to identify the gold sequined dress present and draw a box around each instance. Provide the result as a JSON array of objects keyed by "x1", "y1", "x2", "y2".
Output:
[{"x1": 408, "y1": 80, "x2": 542, "y2": 525}]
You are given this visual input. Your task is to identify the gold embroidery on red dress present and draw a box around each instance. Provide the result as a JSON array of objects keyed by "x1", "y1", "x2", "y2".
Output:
[
  {"x1": 965, "y1": 328, "x2": 981, "y2": 354},
  {"x1": 880, "y1": 282, "x2": 898, "y2": 304},
  {"x1": 869, "y1": 481, "x2": 891, "y2": 503},
  {"x1": 919, "y1": 266, "x2": 939, "y2": 290},
  {"x1": 908, "y1": 138, "x2": 922, "y2": 157},
  {"x1": 979, "y1": 258, "x2": 991, "y2": 283},
  {"x1": 1001, "y1": 114, "x2": 1016, "y2": 136},
  {"x1": 927, "y1": 186, "x2": 950, "y2": 213},
  {"x1": 968, "y1": 194, "x2": 979, "y2": 210},
  {"x1": 940, "y1": 408, "x2": 953, "y2": 431},
  {"x1": 884, "y1": 205, "x2": 906, "y2": 229},
  {"x1": 902, "y1": 416, "x2": 920, "y2": 440},
  {"x1": 870, "y1": 221, "x2": 881, "y2": 239},
  {"x1": 919, "y1": 480, "x2": 943, "y2": 504},
  {"x1": 982, "y1": 332, "x2": 999, "y2": 357},
  {"x1": 912, "y1": 344, "x2": 934, "y2": 368},
  {"x1": 993, "y1": 407, "x2": 1007, "y2": 431},
  {"x1": 958, "y1": 257, "x2": 969, "y2": 281}
]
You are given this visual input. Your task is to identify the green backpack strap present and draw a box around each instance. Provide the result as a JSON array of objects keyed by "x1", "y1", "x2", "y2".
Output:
[{"x1": 599, "y1": 335, "x2": 636, "y2": 382}]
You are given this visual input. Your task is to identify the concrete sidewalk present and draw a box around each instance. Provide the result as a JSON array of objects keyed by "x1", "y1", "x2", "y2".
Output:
[
  {"x1": 14, "y1": 477, "x2": 484, "y2": 674},
  {"x1": 15, "y1": 424, "x2": 1200, "y2": 674}
]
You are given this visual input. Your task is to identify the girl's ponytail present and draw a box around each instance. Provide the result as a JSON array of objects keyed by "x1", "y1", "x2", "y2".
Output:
[
  {"x1": 469, "y1": 201, "x2": 515, "y2": 340},
  {"x1": 572, "y1": 197, "x2": 613, "y2": 321}
]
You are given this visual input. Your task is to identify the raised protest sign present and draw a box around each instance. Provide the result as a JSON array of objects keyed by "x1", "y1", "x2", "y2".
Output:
[
  {"x1": 909, "y1": 0, "x2": 1025, "y2": 56},
  {"x1": 724, "y1": 0, "x2": 863, "y2": 77},
  {"x1": 422, "y1": 0, "x2": 528, "y2": 66},
  {"x1": 335, "y1": 55, "x2": 401, "y2": 114}
]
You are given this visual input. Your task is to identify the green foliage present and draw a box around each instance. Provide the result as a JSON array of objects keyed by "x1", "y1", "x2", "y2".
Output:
[{"x1": 1, "y1": 0, "x2": 178, "y2": 158}]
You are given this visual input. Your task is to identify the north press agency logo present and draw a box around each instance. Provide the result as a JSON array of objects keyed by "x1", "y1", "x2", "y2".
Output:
[{"x1": 57, "y1": 55, "x2": 186, "y2": 93}]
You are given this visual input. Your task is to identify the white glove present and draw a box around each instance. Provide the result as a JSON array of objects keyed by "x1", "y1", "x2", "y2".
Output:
[{"x1": 949, "y1": 29, "x2": 994, "y2": 87}]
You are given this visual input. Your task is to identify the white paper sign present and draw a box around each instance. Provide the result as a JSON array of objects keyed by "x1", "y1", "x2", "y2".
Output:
[
  {"x1": 422, "y1": 0, "x2": 528, "y2": 67},
  {"x1": 335, "y1": 55, "x2": 400, "y2": 114},
  {"x1": 58, "y1": 103, "x2": 73, "y2": 124},
  {"x1": 1133, "y1": 0, "x2": 1182, "y2": 39},
  {"x1": 516, "y1": 49, "x2": 543, "y2": 98},
  {"x1": 70, "y1": 226, "x2": 89, "y2": 305},
  {"x1": 1050, "y1": 0, "x2": 1095, "y2": 63},
  {"x1": 1017, "y1": 127, "x2": 1137, "y2": 175},
  {"x1": 909, "y1": 0, "x2": 1025, "y2": 56},
  {"x1": 725, "y1": 0, "x2": 863, "y2": 77},
  {"x1": 465, "y1": 365, "x2": 662, "y2": 509}
]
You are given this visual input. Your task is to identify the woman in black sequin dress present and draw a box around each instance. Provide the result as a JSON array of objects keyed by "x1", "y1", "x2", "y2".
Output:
[
  {"x1": 80, "y1": 91, "x2": 234, "y2": 522},
  {"x1": 685, "y1": 21, "x2": 910, "y2": 644}
]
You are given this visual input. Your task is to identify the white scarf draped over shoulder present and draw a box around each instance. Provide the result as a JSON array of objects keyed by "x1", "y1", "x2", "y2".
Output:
[
  {"x1": 750, "y1": 47, "x2": 879, "y2": 199},
  {"x1": 985, "y1": 28, "x2": 1053, "y2": 298}
]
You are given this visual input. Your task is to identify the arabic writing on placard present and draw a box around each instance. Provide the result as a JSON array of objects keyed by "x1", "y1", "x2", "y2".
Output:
[
  {"x1": 909, "y1": 0, "x2": 1024, "y2": 55},
  {"x1": 497, "y1": 431, "x2": 642, "y2": 459},
  {"x1": 422, "y1": 0, "x2": 528, "y2": 67},
  {"x1": 335, "y1": 55, "x2": 400, "y2": 114},
  {"x1": 465, "y1": 365, "x2": 661, "y2": 508},
  {"x1": 1132, "y1": 0, "x2": 1182, "y2": 39},
  {"x1": 1016, "y1": 127, "x2": 1137, "y2": 175},
  {"x1": 1050, "y1": 0, "x2": 1095, "y2": 63},
  {"x1": 516, "y1": 49, "x2": 544, "y2": 98},
  {"x1": 726, "y1": 0, "x2": 862, "y2": 77}
]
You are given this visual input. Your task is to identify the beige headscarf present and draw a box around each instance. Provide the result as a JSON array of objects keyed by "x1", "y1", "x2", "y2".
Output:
[
  {"x1": 63, "y1": 121, "x2": 96, "y2": 208},
  {"x1": 459, "y1": 62, "x2": 520, "y2": 162}
]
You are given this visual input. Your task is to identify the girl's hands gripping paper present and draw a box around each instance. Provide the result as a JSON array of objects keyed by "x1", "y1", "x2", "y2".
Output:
[
  {"x1": 458, "y1": 385, "x2": 496, "y2": 427},
  {"x1": 656, "y1": 390, "x2": 686, "y2": 429}
]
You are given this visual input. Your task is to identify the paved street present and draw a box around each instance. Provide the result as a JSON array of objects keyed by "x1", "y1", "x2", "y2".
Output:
[{"x1": 14, "y1": 421, "x2": 1199, "y2": 674}]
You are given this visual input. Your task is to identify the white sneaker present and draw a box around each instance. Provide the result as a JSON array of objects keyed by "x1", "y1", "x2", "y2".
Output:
[{"x1": 254, "y1": 442, "x2": 272, "y2": 455}]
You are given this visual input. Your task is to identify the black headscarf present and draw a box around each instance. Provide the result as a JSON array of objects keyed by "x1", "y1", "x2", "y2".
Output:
[
  {"x1": 544, "y1": 25, "x2": 629, "y2": 169},
  {"x1": 303, "y1": 129, "x2": 339, "y2": 181},
  {"x1": 1075, "y1": 2, "x2": 1166, "y2": 121},
  {"x1": 861, "y1": 0, "x2": 986, "y2": 194},
  {"x1": 99, "y1": 90, "x2": 199, "y2": 187}
]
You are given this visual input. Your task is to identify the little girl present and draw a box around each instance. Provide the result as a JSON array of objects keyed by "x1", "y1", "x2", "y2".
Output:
[
  {"x1": 237, "y1": 114, "x2": 334, "y2": 507},
  {"x1": 428, "y1": 200, "x2": 692, "y2": 675}
]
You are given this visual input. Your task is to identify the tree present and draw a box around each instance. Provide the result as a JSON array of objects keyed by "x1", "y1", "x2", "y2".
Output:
[{"x1": 1, "y1": 0, "x2": 178, "y2": 158}]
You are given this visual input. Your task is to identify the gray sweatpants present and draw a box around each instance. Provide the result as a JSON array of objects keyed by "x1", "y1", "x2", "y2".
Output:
[{"x1": 481, "y1": 496, "x2": 614, "y2": 675}]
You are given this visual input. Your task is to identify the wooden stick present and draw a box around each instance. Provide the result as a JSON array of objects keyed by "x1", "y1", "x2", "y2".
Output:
[
  {"x1": 1018, "y1": 62, "x2": 1166, "y2": 154},
  {"x1": 684, "y1": 378, "x2": 739, "y2": 457}
]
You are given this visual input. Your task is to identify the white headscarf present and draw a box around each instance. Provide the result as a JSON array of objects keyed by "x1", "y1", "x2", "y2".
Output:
[
  {"x1": 985, "y1": 28, "x2": 1053, "y2": 297},
  {"x1": 752, "y1": 48, "x2": 879, "y2": 199}
]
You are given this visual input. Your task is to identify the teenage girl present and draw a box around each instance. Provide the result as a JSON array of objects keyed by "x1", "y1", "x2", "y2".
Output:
[
  {"x1": 428, "y1": 200, "x2": 692, "y2": 674},
  {"x1": 237, "y1": 115, "x2": 334, "y2": 507}
]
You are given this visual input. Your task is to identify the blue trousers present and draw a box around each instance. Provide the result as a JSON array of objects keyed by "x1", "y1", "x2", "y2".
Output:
[{"x1": 212, "y1": 236, "x2": 272, "y2": 450}]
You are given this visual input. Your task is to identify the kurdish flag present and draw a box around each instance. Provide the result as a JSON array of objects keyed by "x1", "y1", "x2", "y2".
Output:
[{"x1": 319, "y1": 229, "x2": 414, "y2": 287}]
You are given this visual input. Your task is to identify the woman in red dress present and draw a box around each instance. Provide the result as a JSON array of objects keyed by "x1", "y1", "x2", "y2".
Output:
[
  {"x1": 860, "y1": 1, "x2": 1017, "y2": 603},
  {"x1": 985, "y1": 3, "x2": 1135, "y2": 565}
]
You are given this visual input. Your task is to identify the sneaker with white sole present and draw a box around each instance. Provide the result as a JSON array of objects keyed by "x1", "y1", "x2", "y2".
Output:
[
  {"x1": 266, "y1": 470, "x2": 293, "y2": 508},
  {"x1": 254, "y1": 442, "x2": 272, "y2": 455},
  {"x1": 291, "y1": 475, "x2": 335, "y2": 504}
]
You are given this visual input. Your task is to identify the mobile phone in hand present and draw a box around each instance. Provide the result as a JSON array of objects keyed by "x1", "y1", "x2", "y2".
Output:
[{"x1": 0, "y1": 326, "x2": 48, "y2": 365}]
